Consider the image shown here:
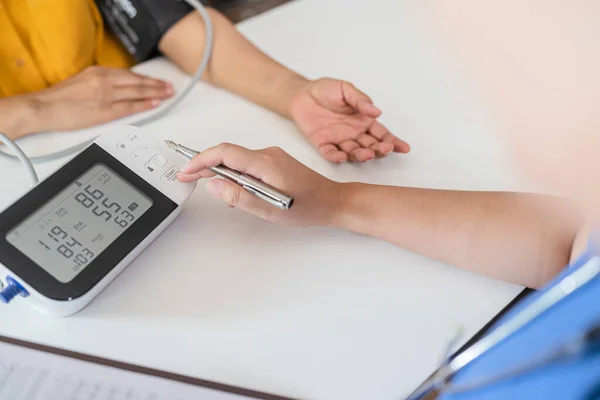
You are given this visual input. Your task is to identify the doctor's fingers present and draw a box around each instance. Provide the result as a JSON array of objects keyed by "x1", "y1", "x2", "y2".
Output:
[{"x1": 178, "y1": 143, "x2": 277, "y2": 180}]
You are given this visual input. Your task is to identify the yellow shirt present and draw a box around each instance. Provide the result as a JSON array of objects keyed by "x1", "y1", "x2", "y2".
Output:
[{"x1": 0, "y1": 0, "x2": 135, "y2": 97}]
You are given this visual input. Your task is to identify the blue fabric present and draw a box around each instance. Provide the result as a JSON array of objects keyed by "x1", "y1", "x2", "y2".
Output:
[{"x1": 438, "y1": 248, "x2": 600, "y2": 400}]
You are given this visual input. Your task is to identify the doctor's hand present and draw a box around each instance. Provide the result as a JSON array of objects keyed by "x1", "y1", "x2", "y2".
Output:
[
  {"x1": 177, "y1": 143, "x2": 342, "y2": 227},
  {"x1": 289, "y1": 78, "x2": 411, "y2": 164}
]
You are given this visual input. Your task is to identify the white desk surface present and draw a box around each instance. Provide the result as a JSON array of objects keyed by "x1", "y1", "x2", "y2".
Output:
[{"x1": 0, "y1": 0, "x2": 529, "y2": 399}]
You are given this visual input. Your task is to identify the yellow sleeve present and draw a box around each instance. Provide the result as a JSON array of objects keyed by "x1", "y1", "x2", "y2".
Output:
[
  {"x1": 0, "y1": 0, "x2": 135, "y2": 98},
  {"x1": 0, "y1": 0, "x2": 47, "y2": 96}
]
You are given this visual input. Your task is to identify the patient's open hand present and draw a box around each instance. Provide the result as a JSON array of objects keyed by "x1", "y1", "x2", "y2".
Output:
[{"x1": 290, "y1": 78, "x2": 410, "y2": 163}]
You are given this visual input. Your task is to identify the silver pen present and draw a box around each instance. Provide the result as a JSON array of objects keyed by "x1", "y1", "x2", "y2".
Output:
[{"x1": 164, "y1": 140, "x2": 294, "y2": 210}]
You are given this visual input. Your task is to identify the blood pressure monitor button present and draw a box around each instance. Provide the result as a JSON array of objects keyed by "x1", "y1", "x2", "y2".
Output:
[
  {"x1": 144, "y1": 154, "x2": 168, "y2": 173},
  {"x1": 161, "y1": 166, "x2": 179, "y2": 183},
  {"x1": 150, "y1": 154, "x2": 168, "y2": 168},
  {"x1": 130, "y1": 145, "x2": 151, "y2": 160}
]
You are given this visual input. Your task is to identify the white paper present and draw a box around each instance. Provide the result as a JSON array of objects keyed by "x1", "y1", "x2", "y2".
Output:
[{"x1": 0, "y1": 342, "x2": 254, "y2": 400}]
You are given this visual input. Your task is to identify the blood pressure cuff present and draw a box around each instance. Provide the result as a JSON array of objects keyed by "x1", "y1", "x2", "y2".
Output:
[{"x1": 94, "y1": 0, "x2": 202, "y2": 62}]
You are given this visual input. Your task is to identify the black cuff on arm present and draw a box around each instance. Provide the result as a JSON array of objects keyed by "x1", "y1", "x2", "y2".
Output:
[{"x1": 95, "y1": 0, "x2": 201, "y2": 62}]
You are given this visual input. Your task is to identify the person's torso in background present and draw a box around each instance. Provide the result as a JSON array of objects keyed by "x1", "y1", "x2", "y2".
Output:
[{"x1": 0, "y1": 0, "x2": 134, "y2": 97}]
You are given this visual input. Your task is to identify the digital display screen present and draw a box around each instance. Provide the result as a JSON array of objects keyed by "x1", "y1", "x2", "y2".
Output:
[{"x1": 6, "y1": 164, "x2": 153, "y2": 283}]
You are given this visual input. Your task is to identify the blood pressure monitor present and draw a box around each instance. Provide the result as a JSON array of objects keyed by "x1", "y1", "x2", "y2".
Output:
[{"x1": 0, "y1": 126, "x2": 196, "y2": 317}]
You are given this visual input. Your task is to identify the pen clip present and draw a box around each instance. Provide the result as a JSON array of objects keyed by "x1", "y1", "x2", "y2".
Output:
[{"x1": 242, "y1": 185, "x2": 286, "y2": 210}]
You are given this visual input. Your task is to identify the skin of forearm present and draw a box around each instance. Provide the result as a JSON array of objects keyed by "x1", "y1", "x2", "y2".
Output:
[
  {"x1": 0, "y1": 95, "x2": 43, "y2": 140},
  {"x1": 332, "y1": 183, "x2": 582, "y2": 288},
  {"x1": 158, "y1": 8, "x2": 308, "y2": 118}
]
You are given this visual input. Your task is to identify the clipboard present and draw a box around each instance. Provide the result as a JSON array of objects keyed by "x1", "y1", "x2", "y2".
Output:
[
  {"x1": 0, "y1": 334, "x2": 296, "y2": 400},
  {"x1": 405, "y1": 288, "x2": 532, "y2": 399}
]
